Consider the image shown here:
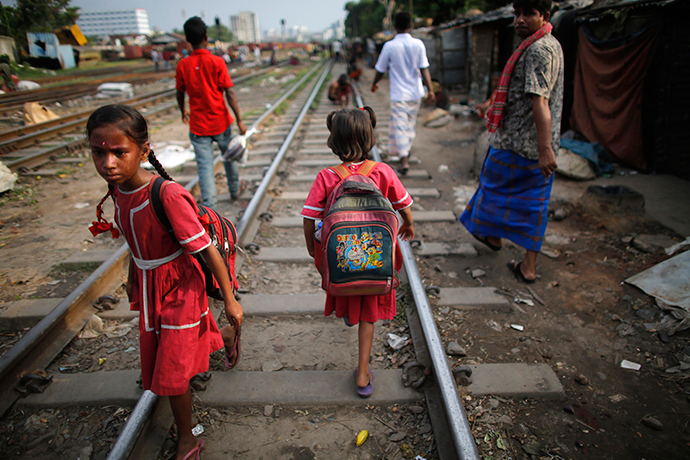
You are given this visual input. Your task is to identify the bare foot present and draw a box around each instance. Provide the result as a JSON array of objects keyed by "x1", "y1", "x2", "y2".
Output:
[
  {"x1": 356, "y1": 368, "x2": 371, "y2": 388},
  {"x1": 175, "y1": 438, "x2": 200, "y2": 460}
]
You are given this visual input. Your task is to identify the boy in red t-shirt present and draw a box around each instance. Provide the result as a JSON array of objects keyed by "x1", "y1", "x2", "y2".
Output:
[{"x1": 176, "y1": 17, "x2": 247, "y2": 207}]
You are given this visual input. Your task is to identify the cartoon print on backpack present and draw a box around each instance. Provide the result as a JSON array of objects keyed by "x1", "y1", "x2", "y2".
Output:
[{"x1": 336, "y1": 232, "x2": 385, "y2": 272}]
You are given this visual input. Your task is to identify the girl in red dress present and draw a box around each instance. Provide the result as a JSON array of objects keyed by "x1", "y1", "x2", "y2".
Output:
[
  {"x1": 301, "y1": 107, "x2": 414, "y2": 397},
  {"x1": 87, "y1": 104, "x2": 242, "y2": 460}
]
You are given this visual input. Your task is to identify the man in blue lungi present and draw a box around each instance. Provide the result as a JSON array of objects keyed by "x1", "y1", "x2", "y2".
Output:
[
  {"x1": 372, "y1": 11, "x2": 435, "y2": 175},
  {"x1": 460, "y1": 0, "x2": 563, "y2": 283}
]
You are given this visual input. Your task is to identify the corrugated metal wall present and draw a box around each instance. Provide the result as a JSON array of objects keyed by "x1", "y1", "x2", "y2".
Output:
[{"x1": 437, "y1": 26, "x2": 467, "y2": 88}]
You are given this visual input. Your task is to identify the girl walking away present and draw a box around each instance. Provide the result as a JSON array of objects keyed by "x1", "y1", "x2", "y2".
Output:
[
  {"x1": 301, "y1": 107, "x2": 414, "y2": 397},
  {"x1": 86, "y1": 104, "x2": 243, "y2": 460}
]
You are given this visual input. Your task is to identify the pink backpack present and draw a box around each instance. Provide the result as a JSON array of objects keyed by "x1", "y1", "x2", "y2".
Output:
[{"x1": 320, "y1": 160, "x2": 400, "y2": 296}]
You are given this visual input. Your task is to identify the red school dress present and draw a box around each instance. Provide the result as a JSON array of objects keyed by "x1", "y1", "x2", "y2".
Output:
[
  {"x1": 301, "y1": 161, "x2": 413, "y2": 324},
  {"x1": 111, "y1": 177, "x2": 224, "y2": 396}
]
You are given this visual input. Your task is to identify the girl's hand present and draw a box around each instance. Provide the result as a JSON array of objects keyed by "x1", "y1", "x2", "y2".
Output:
[
  {"x1": 225, "y1": 295, "x2": 244, "y2": 327},
  {"x1": 126, "y1": 280, "x2": 134, "y2": 302},
  {"x1": 398, "y1": 223, "x2": 414, "y2": 241}
]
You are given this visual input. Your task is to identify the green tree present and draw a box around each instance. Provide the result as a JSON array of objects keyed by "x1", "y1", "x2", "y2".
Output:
[
  {"x1": 0, "y1": 0, "x2": 80, "y2": 52},
  {"x1": 345, "y1": 0, "x2": 386, "y2": 38},
  {"x1": 207, "y1": 23, "x2": 234, "y2": 43}
]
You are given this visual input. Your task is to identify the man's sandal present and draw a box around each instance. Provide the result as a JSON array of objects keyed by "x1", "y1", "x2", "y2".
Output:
[{"x1": 507, "y1": 260, "x2": 536, "y2": 284}]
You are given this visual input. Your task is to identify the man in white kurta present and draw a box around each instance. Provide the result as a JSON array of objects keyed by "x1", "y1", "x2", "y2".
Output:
[{"x1": 372, "y1": 11, "x2": 435, "y2": 174}]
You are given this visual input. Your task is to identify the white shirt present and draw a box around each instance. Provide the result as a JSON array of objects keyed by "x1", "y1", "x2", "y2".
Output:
[
  {"x1": 332, "y1": 40, "x2": 342, "y2": 52},
  {"x1": 374, "y1": 33, "x2": 429, "y2": 102}
]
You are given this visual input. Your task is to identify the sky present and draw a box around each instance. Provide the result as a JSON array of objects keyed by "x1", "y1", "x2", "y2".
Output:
[{"x1": 62, "y1": 0, "x2": 348, "y2": 35}]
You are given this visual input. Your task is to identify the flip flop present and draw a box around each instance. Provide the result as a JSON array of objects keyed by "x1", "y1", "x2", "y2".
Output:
[
  {"x1": 354, "y1": 368, "x2": 374, "y2": 398},
  {"x1": 343, "y1": 316, "x2": 355, "y2": 327},
  {"x1": 224, "y1": 324, "x2": 242, "y2": 370},
  {"x1": 507, "y1": 260, "x2": 536, "y2": 284},
  {"x1": 182, "y1": 439, "x2": 204, "y2": 460},
  {"x1": 470, "y1": 233, "x2": 502, "y2": 252},
  {"x1": 398, "y1": 165, "x2": 409, "y2": 176}
]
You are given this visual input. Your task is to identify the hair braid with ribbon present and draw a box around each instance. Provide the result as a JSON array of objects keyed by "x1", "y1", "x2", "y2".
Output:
[{"x1": 89, "y1": 188, "x2": 119, "y2": 238}]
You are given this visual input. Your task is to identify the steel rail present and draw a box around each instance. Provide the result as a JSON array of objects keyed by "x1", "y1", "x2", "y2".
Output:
[
  {"x1": 0, "y1": 60, "x2": 308, "y2": 419},
  {"x1": 352, "y1": 83, "x2": 480, "y2": 460},
  {"x1": 102, "y1": 59, "x2": 330, "y2": 460}
]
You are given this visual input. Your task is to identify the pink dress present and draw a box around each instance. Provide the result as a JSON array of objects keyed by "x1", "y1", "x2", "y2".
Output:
[
  {"x1": 301, "y1": 161, "x2": 413, "y2": 324},
  {"x1": 111, "y1": 178, "x2": 224, "y2": 396}
]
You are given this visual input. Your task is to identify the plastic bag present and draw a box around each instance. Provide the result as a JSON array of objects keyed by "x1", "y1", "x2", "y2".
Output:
[{"x1": 223, "y1": 128, "x2": 257, "y2": 163}]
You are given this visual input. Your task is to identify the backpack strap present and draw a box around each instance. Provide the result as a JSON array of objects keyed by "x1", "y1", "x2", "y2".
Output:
[
  {"x1": 330, "y1": 159, "x2": 377, "y2": 180},
  {"x1": 330, "y1": 163, "x2": 351, "y2": 180},
  {"x1": 358, "y1": 159, "x2": 377, "y2": 177},
  {"x1": 150, "y1": 176, "x2": 173, "y2": 233}
]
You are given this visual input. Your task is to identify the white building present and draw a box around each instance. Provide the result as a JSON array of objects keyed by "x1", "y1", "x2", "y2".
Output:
[
  {"x1": 77, "y1": 9, "x2": 151, "y2": 37},
  {"x1": 230, "y1": 11, "x2": 260, "y2": 44}
]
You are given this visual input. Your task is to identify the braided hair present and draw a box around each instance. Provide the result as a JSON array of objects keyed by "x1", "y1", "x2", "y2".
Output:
[{"x1": 86, "y1": 105, "x2": 174, "y2": 237}]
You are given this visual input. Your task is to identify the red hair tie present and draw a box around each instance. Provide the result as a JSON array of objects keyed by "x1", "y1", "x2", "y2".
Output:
[{"x1": 88, "y1": 189, "x2": 120, "y2": 239}]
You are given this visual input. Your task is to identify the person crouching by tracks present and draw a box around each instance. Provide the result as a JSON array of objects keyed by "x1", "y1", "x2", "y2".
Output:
[
  {"x1": 176, "y1": 16, "x2": 248, "y2": 208},
  {"x1": 86, "y1": 105, "x2": 244, "y2": 460},
  {"x1": 327, "y1": 74, "x2": 352, "y2": 107},
  {"x1": 302, "y1": 107, "x2": 415, "y2": 397}
]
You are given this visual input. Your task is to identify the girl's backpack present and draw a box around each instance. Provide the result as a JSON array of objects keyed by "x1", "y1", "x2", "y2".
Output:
[
  {"x1": 320, "y1": 160, "x2": 400, "y2": 296},
  {"x1": 150, "y1": 177, "x2": 238, "y2": 300}
]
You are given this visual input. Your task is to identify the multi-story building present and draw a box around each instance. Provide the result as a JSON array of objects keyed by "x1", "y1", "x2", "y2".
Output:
[
  {"x1": 77, "y1": 9, "x2": 151, "y2": 37},
  {"x1": 229, "y1": 11, "x2": 260, "y2": 43}
]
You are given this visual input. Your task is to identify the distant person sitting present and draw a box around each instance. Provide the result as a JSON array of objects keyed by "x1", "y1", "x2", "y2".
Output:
[
  {"x1": 328, "y1": 74, "x2": 351, "y2": 107},
  {"x1": 0, "y1": 55, "x2": 17, "y2": 92}
]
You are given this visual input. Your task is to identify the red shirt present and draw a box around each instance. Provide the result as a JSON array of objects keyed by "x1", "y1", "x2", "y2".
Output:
[{"x1": 176, "y1": 49, "x2": 234, "y2": 136}]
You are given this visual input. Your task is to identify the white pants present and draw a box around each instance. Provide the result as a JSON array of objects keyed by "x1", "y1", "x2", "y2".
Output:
[{"x1": 388, "y1": 99, "x2": 421, "y2": 158}]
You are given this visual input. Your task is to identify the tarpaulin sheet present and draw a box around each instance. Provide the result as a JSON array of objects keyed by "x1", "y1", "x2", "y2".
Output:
[
  {"x1": 570, "y1": 26, "x2": 659, "y2": 170},
  {"x1": 626, "y1": 249, "x2": 690, "y2": 311}
]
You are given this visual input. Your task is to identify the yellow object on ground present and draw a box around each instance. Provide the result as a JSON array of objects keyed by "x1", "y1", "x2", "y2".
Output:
[{"x1": 356, "y1": 430, "x2": 368, "y2": 446}]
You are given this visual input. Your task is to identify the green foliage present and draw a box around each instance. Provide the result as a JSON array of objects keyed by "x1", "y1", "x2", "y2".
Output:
[
  {"x1": 207, "y1": 23, "x2": 234, "y2": 43},
  {"x1": 0, "y1": 0, "x2": 80, "y2": 52},
  {"x1": 345, "y1": 0, "x2": 387, "y2": 38}
]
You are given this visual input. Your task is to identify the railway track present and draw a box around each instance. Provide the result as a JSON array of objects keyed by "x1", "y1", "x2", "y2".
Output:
[
  {"x1": 0, "y1": 63, "x2": 283, "y2": 173},
  {"x1": 0, "y1": 59, "x2": 480, "y2": 459}
]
